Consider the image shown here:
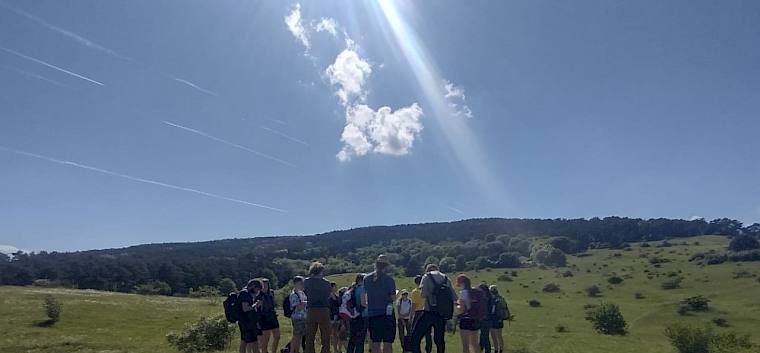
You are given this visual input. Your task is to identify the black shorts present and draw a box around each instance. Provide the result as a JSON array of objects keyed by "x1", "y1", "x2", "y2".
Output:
[
  {"x1": 239, "y1": 322, "x2": 258, "y2": 343},
  {"x1": 368, "y1": 315, "x2": 396, "y2": 343},
  {"x1": 259, "y1": 313, "x2": 280, "y2": 331},
  {"x1": 492, "y1": 320, "x2": 505, "y2": 329},
  {"x1": 459, "y1": 317, "x2": 481, "y2": 331}
]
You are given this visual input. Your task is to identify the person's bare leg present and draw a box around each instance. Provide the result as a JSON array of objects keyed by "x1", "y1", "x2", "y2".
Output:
[
  {"x1": 382, "y1": 342, "x2": 392, "y2": 353},
  {"x1": 471, "y1": 331, "x2": 480, "y2": 353},
  {"x1": 260, "y1": 331, "x2": 270, "y2": 353},
  {"x1": 292, "y1": 334, "x2": 303, "y2": 353},
  {"x1": 240, "y1": 340, "x2": 247, "y2": 353},
  {"x1": 460, "y1": 330, "x2": 470, "y2": 353},
  {"x1": 371, "y1": 342, "x2": 381, "y2": 353},
  {"x1": 271, "y1": 328, "x2": 281, "y2": 353}
]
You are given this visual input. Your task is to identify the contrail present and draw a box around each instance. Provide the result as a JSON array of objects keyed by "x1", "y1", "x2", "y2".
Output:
[
  {"x1": 446, "y1": 206, "x2": 464, "y2": 215},
  {"x1": 162, "y1": 121, "x2": 296, "y2": 168},
  {"x1": 173, "y1": 77, "x2": 219, "y2": 97},
  {"x1": 0, "y1": 1, "x2": 133, "y2": 62},
  {"x1": 4, "y1": 66, "x2": 69, "y2": 88},
  {"x1": 0, "y1": 145, "x2": 285, "y2": 212},
  {"x1": 268, "y1": 118, "x2": 287, "y2": 125},
  {"x1": 261, "y1": 126, "x2": 309, "y2": 146},
  {"x1": 0, "y1": 47, "x2": 104, "y2": 86}
]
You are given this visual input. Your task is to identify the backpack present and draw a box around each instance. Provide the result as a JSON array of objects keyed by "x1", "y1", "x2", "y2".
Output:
[
  {"x1": 430, "y1": 275, "x2": 455, "y2": 320},
  {"x1": 467, "y1": 288, "x2": 488, "y2": 321},
  {"x1": 398, "y1": 298, "x2": 412, "y2": 318},
  {"x1": 223, "y1": 292, "x2": 239, "y2": 323},
  {"x1": 494, "y1": 296, "x2": 511, "y2": 321},
  {"x1": 339, "y1": 288, "x2": 358, "y2": 320},
  {"x1": 283, "y1": 292, "x2": 294, "y2": 318}
]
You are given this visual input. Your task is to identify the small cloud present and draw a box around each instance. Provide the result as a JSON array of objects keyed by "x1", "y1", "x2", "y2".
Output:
[
  {"x1": 0, "y1": 244, "x2": 21, "y2": 255},
  {"x1": 337, "y1": 103, "x2": 423, "y2": 161},
  {"x1": 443, "y1": 79, "x2": 473, "y2": 118},
  {"x1": 314, "y1": 17, "x2": 338, "y2": 36},
  {"x1": 689, "y1": 216, "x2": 704, "y2": 221},
  {"x1": 325, "y1": 47, "x2": 372, "y2": 106},
  {"x1": 284, "y1": 3, "x2": 310, "y2": 49}
]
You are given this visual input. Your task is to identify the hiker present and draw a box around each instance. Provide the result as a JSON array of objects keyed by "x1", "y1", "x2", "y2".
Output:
[
  {"x1": 336, "y1": 287, "x2": 350, "y2": 353},
  {"x1": 329, "y1": 282, "x2": 342, "y2": 353},
  {"x1": 346, "y1": 273, "x2": 367, "y2": 353},
  {"x1": 239, "y1": 279, "x2": 264, "y2": 353},
  {"x1": 477, "y1": 283, "x2": 494, "y2": 353},
  {"x1": 411, "y1": 264, "x2": 456, "y2": 353},
  {"x1": 456, "y1": 274, "x2": 482, "y2": 353},
  {"x1": 410, "y1": 275, "x2": 432, "y2": 353},
  {"x1": 258, "y1": 278, "x2": 281, "y2": 353},
  {"x1": 304, "y1": 262, "x2": 332, "y2": 353},
  {"x1": 362, "y1": 255, "x2": 397, "y2": 353},
  {"x1": 396, "y1": 290, "x2": 413, "y2": 346},
  {"x1": 288, "y1": 276, "x2": 308, "y2": 353},
  {"x1": 489, "y1": 285, "x2": 509, "y2": 353}
]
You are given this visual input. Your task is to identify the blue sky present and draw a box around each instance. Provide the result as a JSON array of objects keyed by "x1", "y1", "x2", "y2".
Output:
[{"x1": 1, "y1": 0, "x2": 758, "y2": 252}]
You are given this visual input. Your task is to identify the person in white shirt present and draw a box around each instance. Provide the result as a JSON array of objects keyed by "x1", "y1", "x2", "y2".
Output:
[{"x1": 289, "y1": 276, "x2": 308, "y2": 353}]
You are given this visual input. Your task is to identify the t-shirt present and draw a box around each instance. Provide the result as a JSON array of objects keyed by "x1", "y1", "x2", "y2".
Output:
[
  {"x1": 237, "y1": 289, "x2": 256, "y2": 327},
  {"x1": 289, "y1": 290, "x2": 307, "y2": 320},
  {"x1": 459, "y1": 289, "x2": 472, "y2": 312},
  {"x1": 420, "y1": 271, "x2": 457, "y2": 312},
  {"x1": 329, "y1": 294, "x2": 341, "y2": 319},
  {"x1": 410, "y1": 288, "x2": 425, "y2": 312},
  {"x1": 354, "y1": 283, "x2": 368, "y2": 317},
  {"x1": 304, "y1": 276, "x2": 331, "y2": 308},
  {"x1": 398, "y1": 298, "x2": 412, "y2": 318},
  {"x1": 258, "y1": 290, "x2": 276, "y2": 314},
  {"x1": 363, "y1": 271, "x2": 396, "y2": 317}
]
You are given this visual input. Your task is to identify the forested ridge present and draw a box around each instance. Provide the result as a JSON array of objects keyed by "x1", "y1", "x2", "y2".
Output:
[{"x1": 2, "y1": 217, "x2": 758, "y2": 295}]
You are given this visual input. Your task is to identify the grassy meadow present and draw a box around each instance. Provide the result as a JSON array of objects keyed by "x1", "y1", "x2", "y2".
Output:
[{"x1": 2, "y1": 235, "x2": 759, "y2": 353}]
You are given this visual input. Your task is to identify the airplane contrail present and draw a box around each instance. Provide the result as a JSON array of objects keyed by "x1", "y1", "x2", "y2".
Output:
[
  {"x1": 261, "y1": 126, "x2": 309, "y2": 146},
  {"x1": 162, "y1": 121, "x2": 296, "y2": 168},
  {"x1": 0, "y1": 1, "x2": 134, "y2": 62},
  {"x1": 446, "y1": 206, "x2": 465, "y2": 215},
  {"x1": 0, "y1": 145, "x2": 286, "y2": 212},
  {"x1": 0, "y1": 47, "x2": 104, "y2": 86},
  {"x1": 268, "y1": 118, "x2": 287, "y2": 125},
  {"x1": 4, "y1": 66, "x2": 69, "y2": 88},
  {"x1": 173, "y1": 77, "x2": 219, "y2": 97}
]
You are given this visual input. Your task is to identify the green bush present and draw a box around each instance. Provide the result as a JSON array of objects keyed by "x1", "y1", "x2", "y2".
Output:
[
  {"x1": 662, "y1": 277, "x2": 683, "y2": 290},
  {"x1": 682, "y1": 296, "x2": 710, "y2": 311},
  {"x1": 134, "y1": 281, "x2": 172, "y2": 296},
  {"x1": 664, "y1": 324, "x2": 758, "y2": 353},
  {"x1": 218, "y1": 278, "x2": 237, "y2": 295},
  {"x1": 528, "y1": 299, "x2": 541, "y2": 307},
  {"x1": 585, "y1": 285, "x2": 602, "y2": 297},
  {"x1": 43, "y1": 295, "x2": 62, "y2": 323},
  {"x1": 608, "y1": 276, "x2": 624, "y2": 285},
  {"x1": 542, "y1": 283, "x2": 561, "y2": 293},
  {"x1": 167, "y1": 315, "x2": 234, "y2": 353},
  {"x1": 588, "y1": 302, "x2": 627, "y2": 335}
]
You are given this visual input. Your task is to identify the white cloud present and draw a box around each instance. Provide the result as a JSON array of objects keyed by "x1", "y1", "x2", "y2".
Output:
[
  {"x1": 325, "y1": 48, "x2": 372, "y2": 106},
  {"x1": 689, "y1": 216, "x2": 704, "y2": 221},
  {"x1": 284, "y1": 4, "x2": 310, "y2": 49},
  {"x1": 443, "y1": 79, "x2": 473, "y2": 118},
  {"x1": 0, "y1": 244, "x2": 21, "y2": 255},
  {"x1": 337, "y1": 103, "x2": 423, "y2": 161},
  {"x1": 314, "y1": 18, "x2": 338, "y2": 36}
]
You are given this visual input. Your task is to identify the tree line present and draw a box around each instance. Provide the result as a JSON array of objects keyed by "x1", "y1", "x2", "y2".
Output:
[{"x1": 1, "y1": 217, "x2": 757, "y2": 295}]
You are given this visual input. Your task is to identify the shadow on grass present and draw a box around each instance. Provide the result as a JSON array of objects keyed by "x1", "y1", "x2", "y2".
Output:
[{"x1": 34, "y1": 319, "x2": 57, "y2": 327}]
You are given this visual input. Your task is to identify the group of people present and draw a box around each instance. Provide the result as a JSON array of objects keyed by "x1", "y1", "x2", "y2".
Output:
[{"x1": 233, "y1": 255, "x2": 510, "y2": 353}]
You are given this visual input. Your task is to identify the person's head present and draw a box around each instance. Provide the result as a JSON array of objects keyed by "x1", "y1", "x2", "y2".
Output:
[
  {"x1": 293, "y1": 276, "x2": 304, "y2": 290},
  {"x1": 375, "y1": 254, "x2": 390, "y2": 273},
  {"x1": 489, "y1": 284, "x2": 500, "y2": 296},
  {"x1": 425, "y1": 264, "x2": 439, "y2": 273},
  {"x1": 478, "y1": 282, "x2": 491, "y2": 298},
  {"x1": 261, "y1": 278, "x2": 270, "y2": 292},
  {"x1": 401, "y1": 290, "x2": 409, "y2": 300},
  {"x1": 247, "y1": 279, "x2": 263, "y2": 293},
  {"x1": 339, "y1": 286, "x2": 348, "y2": 297},
  {"x1": 309, "y1": 262, "x2": 325, "y2": 276},
  {"x1": 414, "y1": 275, "x2": 423, "y2": 286},
  {"x1": 330, "y1": 281, "x2": 337, "y2": 293},
  {"x1": 456, "y1": 273, "x2": 471, "y2": 289},
  {"x1": 354, "y1": 273, "x2": 365, "y2": 285}
]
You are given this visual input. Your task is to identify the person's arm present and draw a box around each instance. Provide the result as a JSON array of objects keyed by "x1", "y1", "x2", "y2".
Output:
[{"x1": 242, "y1": 301, "x2": 253, "y2": 312}]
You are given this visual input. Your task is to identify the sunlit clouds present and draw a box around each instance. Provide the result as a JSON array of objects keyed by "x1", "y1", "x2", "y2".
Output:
[
  {"x1": 284, "y1": 4, "x2": 310, "y2": 50},
  {"x1": 325, "y1": 47, "x2": 372, "y2": 106}
]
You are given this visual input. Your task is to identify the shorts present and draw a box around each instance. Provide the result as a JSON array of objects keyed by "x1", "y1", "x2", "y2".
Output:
[
  {"x1": 259, "y1": 313, "x2": 280, "y2": 331},
  {"x1": 368, "y1": 315, "x2": 396, "y2": 343},
  {"x1": 239, "y1": 322, "x2": 258, "y2": 343},
  {"x1": 291, "y1": 318, "x2": 306, "y2": 336},
  {"x1": 492, "y1": 320, "x2": 505, "y2": 329},
  {"x1": 459, "y1": 317, "x2": 481, "y2": 331}
]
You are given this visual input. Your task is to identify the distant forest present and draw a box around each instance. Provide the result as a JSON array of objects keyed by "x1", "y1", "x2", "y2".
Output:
[{"x1": 2, "y1": 217, "x2": 758, "y2": 295}]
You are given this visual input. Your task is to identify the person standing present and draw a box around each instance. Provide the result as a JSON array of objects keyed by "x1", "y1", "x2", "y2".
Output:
[
  {"x1": 477, "y1": 283, "x2": 494, "y2": 353},
  {"x1": 258, "y1": 279, "x2": 281, "y2": 353},
  {"x1": 409, "y1": 275, "x2": 432, "y2": 353},
  {"x1": 304, "y1": 262, "x2": 332, "y2": 353},
  {"x1": 489, "y1": 285, "x2": 508, "y2": 353},
  {"x1": 411, "y1": 264, "x2": 456, "y2": 353},
  {"x1": 347, "y1": 274, "x2": 367, "y2": 353},
  {"x1": 239, "y1": 279, "x2": 263, "y2": 353},
  {"x1": 456, "y1": 274, "x2": 480, "y2": 353},
  {"x1": 329, "y1": 282, "x2": 342, "y2": 353},
  {"x1": 396, "y1": 290, "x2": 413, "y2": 346},
  {"x1": 289, "y1": 276, "x2": 308, "y2": 353},
  {"x1": 362, "y1": 255, "x2": 397, "y2": 353}
]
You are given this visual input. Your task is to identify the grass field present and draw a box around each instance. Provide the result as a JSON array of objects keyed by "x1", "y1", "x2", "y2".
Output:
[{"x1": 2, "y1": 235, "x2": 759, "y2": 353}]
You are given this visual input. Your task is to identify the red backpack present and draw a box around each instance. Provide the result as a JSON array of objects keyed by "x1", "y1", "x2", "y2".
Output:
[{"x1": 466, "y1": 288, "x2": 488, "y2": 320}]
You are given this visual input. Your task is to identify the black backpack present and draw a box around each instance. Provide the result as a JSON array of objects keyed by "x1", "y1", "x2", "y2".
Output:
[
  {"x1": 430, "y1": 275, "x2": 455, "y2": 320},
  {"x1": 283, "y1": 292, "x2": 294, "y2": 318},
  {"x1": 223, "y1": 292, "x2": 239, "y2": 323}
]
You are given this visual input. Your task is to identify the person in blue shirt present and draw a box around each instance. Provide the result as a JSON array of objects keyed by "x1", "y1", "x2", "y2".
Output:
[
  {"x1": 362, "y1": 255, "x2": 397, "y2": 353},
  {"x1": 347, "y1": 273, "x2": 366, "y2": 353}
]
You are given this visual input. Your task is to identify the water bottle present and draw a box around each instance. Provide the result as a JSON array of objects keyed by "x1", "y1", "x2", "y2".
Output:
[{"x1": 386, "y1": 303, "x2": 394, "y2": 316}]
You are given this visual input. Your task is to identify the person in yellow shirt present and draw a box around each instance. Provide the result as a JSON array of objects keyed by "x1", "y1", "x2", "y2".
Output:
[{"x1": 410, "y1": 275, "x2": 432, "y2": 353}]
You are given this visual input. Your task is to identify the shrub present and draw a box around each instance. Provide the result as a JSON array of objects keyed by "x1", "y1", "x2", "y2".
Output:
[
  {"x1": 634, "y1": 292, "x2": 645, "y2": 299},
  {"x1": 134, "y1": 281, "x2": 172, "y2": 296},
  {"x1": 218, "y1": 278, "x2": 237, "y2": 295},
  {"x1": 189, "y1": 286, "x2": 221, "y2": 299},
  {"x1": 664, "y1": 324, "x2": 711, "y2": 353},
  {"x1": 712, "y1": 318, "x2": 729, "y2": 327},
  {"x1": 682, "y1": 296, "x2": 710, "y2": 312},
  {"x1": 588, "y1": 302, "x2": 627, "y2": 335},
  {"x1": 678, "y1": 304, "x2": 691, "y2": 316},
  {"x1": 560, "y1": 270, "x2": 574, "y2": 277},
  {"x1": 728, "y1": 235, "x2": 760, "y2": 252},
  {"x1": 532, "y1": 245, "x2": 567, "y2": 267},
  {"x1": 662, "y1": 277, "x2": 683, "y2": 290},
  {"x1": 585, "y1": 285, "x2": 602, "y2": 297},
  {"x1": 166, "y1": 315, "x2": 234, "y2": 353},
  {"x1": 555, "y1": 324, "x2": 567, "y2": 333},
  {"x1": 607, "y1": 276, "x2": 624, "y2": 285},
  {"x1": 528, "y1": 299, "x2": 541, "y2": 307},
  {"x1": 42, "y1": 295, "x2": 62, "y2": 324},
  {"x1": 497, "y1": 274, "x2": 513, "y2": 282},
  {"x1": 542, "y1": 283, "x2": 561, "y2": 293},
  {"x1": 727, "y1": 250, "x2": 760, "y2": 262},
  {"x1": 32, "y1": 279, "x2": 60, "y2": 288}
]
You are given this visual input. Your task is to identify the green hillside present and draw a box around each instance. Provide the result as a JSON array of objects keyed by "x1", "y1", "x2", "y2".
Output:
[{"x1": 2, "y1": 235, "x2": 759, "y2": 353}]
